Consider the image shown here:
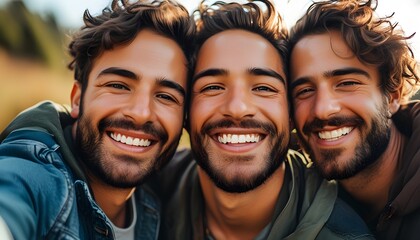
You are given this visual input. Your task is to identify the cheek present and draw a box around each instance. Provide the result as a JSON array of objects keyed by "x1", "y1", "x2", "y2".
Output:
[
  {"x1": 352, "y1": 95, "x2": 381, "y2": 112},
  {"x1": 265, "y1": 109, "x2": 289, "y2": 129},
  {"x1": 78, "y1": 97, "x2": 100, "y2": 120},
  {"x1": 293, "y1": 105, "x2": 308, "y2": 130},
  {"x1": 259, "y1": 98, "x2": 290, "y2": 124},
  {"x1": 82, "y1": 89, "x2": 116, "y2": 112},
  {"x1": 160, "y1": 110, "x2": 184, "y2": 139},
  {"x1": 189, "y1": 98, "x2": 215, "y2": 129}
]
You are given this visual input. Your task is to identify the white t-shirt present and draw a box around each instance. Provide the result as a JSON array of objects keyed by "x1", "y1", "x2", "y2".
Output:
[
  {"x1": 0, "y1": 216, "x2": 13, "y2": 240},
  {"x1": 111, "y1": 195, "x2": 137, "y2": 240}
]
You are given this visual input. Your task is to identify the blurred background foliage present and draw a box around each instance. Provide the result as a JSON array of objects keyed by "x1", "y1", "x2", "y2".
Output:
[
  {"x1": 0, "y1": 1, "x2": 64, "y2": 67},
  {"x1": 0, "y1": 0, "x2": 73, "y2": 130}
]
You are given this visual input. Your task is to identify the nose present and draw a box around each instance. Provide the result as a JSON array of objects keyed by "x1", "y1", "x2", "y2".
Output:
[
  {"x1": 122, "y1": 91, "x2": 155, "y2": 123},
  {"x1": 221, "y1": 83, "x2": 256, "y2": 119},
  {"x1": 313, "y1": 88, "x2": 341, "y2": 120}
]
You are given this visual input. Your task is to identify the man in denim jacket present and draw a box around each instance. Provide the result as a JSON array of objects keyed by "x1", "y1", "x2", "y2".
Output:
[
  {"x1": 288, "y1": 0, "x2": 420, "y2": 239},
  {"x1": 0, "y1": 0, "x2": 194, "y2": 239}
]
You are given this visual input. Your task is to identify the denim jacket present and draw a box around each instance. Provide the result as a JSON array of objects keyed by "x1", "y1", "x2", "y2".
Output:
[{"x1": 0, "y1": 128, "x2": 160, "y2": 240}]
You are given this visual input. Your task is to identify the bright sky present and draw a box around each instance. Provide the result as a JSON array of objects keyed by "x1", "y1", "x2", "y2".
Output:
[{"x1": 14, "y1": 0, "x2": 420, "y2": 59}]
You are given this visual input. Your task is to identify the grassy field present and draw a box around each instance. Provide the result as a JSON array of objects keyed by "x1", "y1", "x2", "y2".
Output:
[{"x1": 0, "y1": 49, "x2": 72, "y2": 130}]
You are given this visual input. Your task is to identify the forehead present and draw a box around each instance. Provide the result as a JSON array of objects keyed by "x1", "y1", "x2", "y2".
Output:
[
  {"x1": 90, "y1": 29, "x2": 188, "y2": 87},
  {"x1": 294, "y1": 31, "x2": 352, "y2": 59},
  {"x1": 194, "y1": 29, "x2": 284, "y2": 76},
  {"x1": 290, "y1": 31, "x2": 374, "y2": 79}
]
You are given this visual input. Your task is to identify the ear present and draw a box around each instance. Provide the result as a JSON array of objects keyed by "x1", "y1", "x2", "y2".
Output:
[
  {"x1": 70, "y1": 81, "x2": 82, "y2": 118},
  {"x1": 388, "y1": 90, "x2": 401, "y2": 115}
]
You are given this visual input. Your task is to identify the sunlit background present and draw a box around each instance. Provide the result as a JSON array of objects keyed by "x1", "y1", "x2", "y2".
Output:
[{"x1": 1, "y1": 0, "x2": 419, "y2": 140}]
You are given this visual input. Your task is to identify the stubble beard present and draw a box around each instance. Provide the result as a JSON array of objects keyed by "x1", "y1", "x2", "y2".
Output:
[
  {"x1": 74, "y1": 114, "x2": 180, "y2": 188},
  {"x1": 299, "y1": 102, "x2": 391, "y2": 180},
  {"x1": 190, "y1": 119, "x2": 289, "y2": 193}
]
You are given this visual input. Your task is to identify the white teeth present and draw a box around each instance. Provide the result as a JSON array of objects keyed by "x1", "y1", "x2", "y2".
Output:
[
  {"x1": 217, "y1": 134, "x2": 261, "y2": 144},
  {"x1": 318, "y1": 127, "x2": 353, "y2": 141},
  {"x1": 110, "y1": 132, "x2": 151, "y2": 147}
]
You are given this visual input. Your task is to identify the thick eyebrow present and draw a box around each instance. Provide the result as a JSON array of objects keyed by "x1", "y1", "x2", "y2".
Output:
[
  {"x1": 290, "y1": 67, "x2": 371, "y2": 91},
  {"x1": 192, "y1": 67, "x2": 285, "y2": 84},
  {"x1": 248, "y1": 67, "x2": 285, "y2": 85},
  {"x1": 157, "y1": 78, "x2": 186, "y2": 97},
  {"x1": 98, "y1": 67, "x2": 185, "y2": 97},
  {"x1": 324, "y1": 67, "x2": 370, "y2": 79},
  {"x1": 289, "y1": 77, "x2": 309, "y2": 92},
  {"x1": 98, "y1": 67, "x2": 138, "y2": 80},
  {"x1": 192, "y1": 68, "x2": 228, "y2": 82}
]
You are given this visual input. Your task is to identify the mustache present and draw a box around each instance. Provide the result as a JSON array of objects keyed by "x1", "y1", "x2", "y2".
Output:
[
  {"x1": 98, "y1": 118, "x2": 167, "y2": 140},
  {"x1": 202, "y1": 119, "x2": 276, "y2": 136},
  {"x1": 303, "y1": 116, "x2": 363, "y2": 135}
]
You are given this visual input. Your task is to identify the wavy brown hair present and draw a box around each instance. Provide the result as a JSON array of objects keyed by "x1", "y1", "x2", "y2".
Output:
[
  {"x1": 289, "y1": 0, "x2": 419, "y2": 103},
  {"x1": 192, "y1": 0, "x2": 289, "y2": 79},
  {"x1": 68, "y1": 0, "x2": 195, "y2": 94}
]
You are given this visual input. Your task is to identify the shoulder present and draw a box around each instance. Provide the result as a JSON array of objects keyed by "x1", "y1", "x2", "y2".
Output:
[
  {"x1": 0, "y1": 100, "x2": 72, "y2": 142},
  {"x1": 0, "y1": 127, "x2": 72, "y2": 189},
  {"x1": 147, "y1": 148, "x2": 195, "y2": 200},
  {"x1": 392, "y1": 101, "x2": 420, "y2": 136},
  {"x1": 0, "y1": 128, "x2": 66, "y2": 168},
  {"x1": 0, "y1": 129, "x2": 74, "y2": 239},
  {"x1": 154, "y1": 149, "x2": 199, "y2": 240},
  {"x1": 287, "y1": 149, "x2": 325, "y2": 189},
  {"x1": 320, "y1": 198, "x2": 375, "y2": 239},
  {"x1": 286, "y1": 150, "x2": 374, "y2": 239},
  {"x1": 0, "y1": 128, "x2": 73, "y2": 202}
]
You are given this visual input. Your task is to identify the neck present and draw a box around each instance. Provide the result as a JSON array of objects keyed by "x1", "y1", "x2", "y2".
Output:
[
  {"x1": 198, "y1": 163, "x2": 285, "y2": 240},
  {"x1": 72, "y1": 124, "x2": 135, "y2": 228},
  {"x1": 89, "y1": 177, "x2": 135, "y2": 228},
  {"x1": 340, "y1": 124, "x2": 404, "y2": 220}
]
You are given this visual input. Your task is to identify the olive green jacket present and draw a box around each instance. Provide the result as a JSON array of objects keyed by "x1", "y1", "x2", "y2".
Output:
[{"x1": 155, "y1": 149, "x2": 374, "y2": 240}]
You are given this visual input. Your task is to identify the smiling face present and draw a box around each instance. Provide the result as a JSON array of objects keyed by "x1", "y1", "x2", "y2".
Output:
[
  {"x1": 189, "y1": 29, "x2": 290, "y2": 193},
  {"x1": 290, "y1": 31, "x2": 395, "y2": 180},
  {"x1": 70, "y1": 29, "x2": 187, "y2": 188}
]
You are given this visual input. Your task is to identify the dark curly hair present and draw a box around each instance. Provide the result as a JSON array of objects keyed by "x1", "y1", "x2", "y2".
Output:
[
  {"x1": 289, "y1": 0, "x2": 419, "y2": 103},
  {"x1": 191, "y1": 0, "x2": 289, "y2": 81},
  {"x1": 68, "y1": 0, "x2": 195, "y2": 94}
]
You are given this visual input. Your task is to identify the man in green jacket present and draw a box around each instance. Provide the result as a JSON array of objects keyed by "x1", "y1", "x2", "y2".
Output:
[
  {"x1": 288, "y1": 0, "x2": 420, "y2": 239},
  {"x1": 156, "y1": 1, "x2": 374, "y2": 239}
]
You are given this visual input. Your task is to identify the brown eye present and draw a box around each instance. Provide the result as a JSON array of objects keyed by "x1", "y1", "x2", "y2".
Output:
[
  {"x1": 253, "y1": 86, "x2": 276, "y2": 92},
  {"x1": 201, "y1": 85, "x2": 224, "y2": 93},
  {"x1": 294, "y1": 87, "x2": 314, "y2": 98},
  {"x1": 339, "y1": 81, "x2": 359, "y2": 86},
  {"x1": 156, "y1": 93, "x2": 176, "y2": 103},
  {"x1": 106, "y1": 83, "x2": 129, "y2": 90}
]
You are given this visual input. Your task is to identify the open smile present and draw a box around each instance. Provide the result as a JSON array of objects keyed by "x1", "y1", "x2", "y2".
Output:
[
  {"x1": 108, "y1": 132, "x2": 154, "y2": 147},
  {"x1": 217, "y1": 133, "x2": 262, "y2": 144},
  {"x1": 207, "y1": 127, "x2": 269, "y2": 153},
  {"x1": 317, "y1": 126, "x2": 354, "y2": 141}
]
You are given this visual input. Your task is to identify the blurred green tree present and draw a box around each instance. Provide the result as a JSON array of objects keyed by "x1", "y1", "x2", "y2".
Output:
[{"x1": 0, "y1": 0, "x2": 68, "y2": 68}]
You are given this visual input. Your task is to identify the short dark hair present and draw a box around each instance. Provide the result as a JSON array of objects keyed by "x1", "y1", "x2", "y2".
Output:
[
  {"x1": 289, "y1": 0, "x2": 420, "y2": 103},
  {"x1": 192, "y1": 0, "x2": 289, "y2": 80},
  {"x1": 68, "y1": 0, "x2": 195, "y2": 93}
]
